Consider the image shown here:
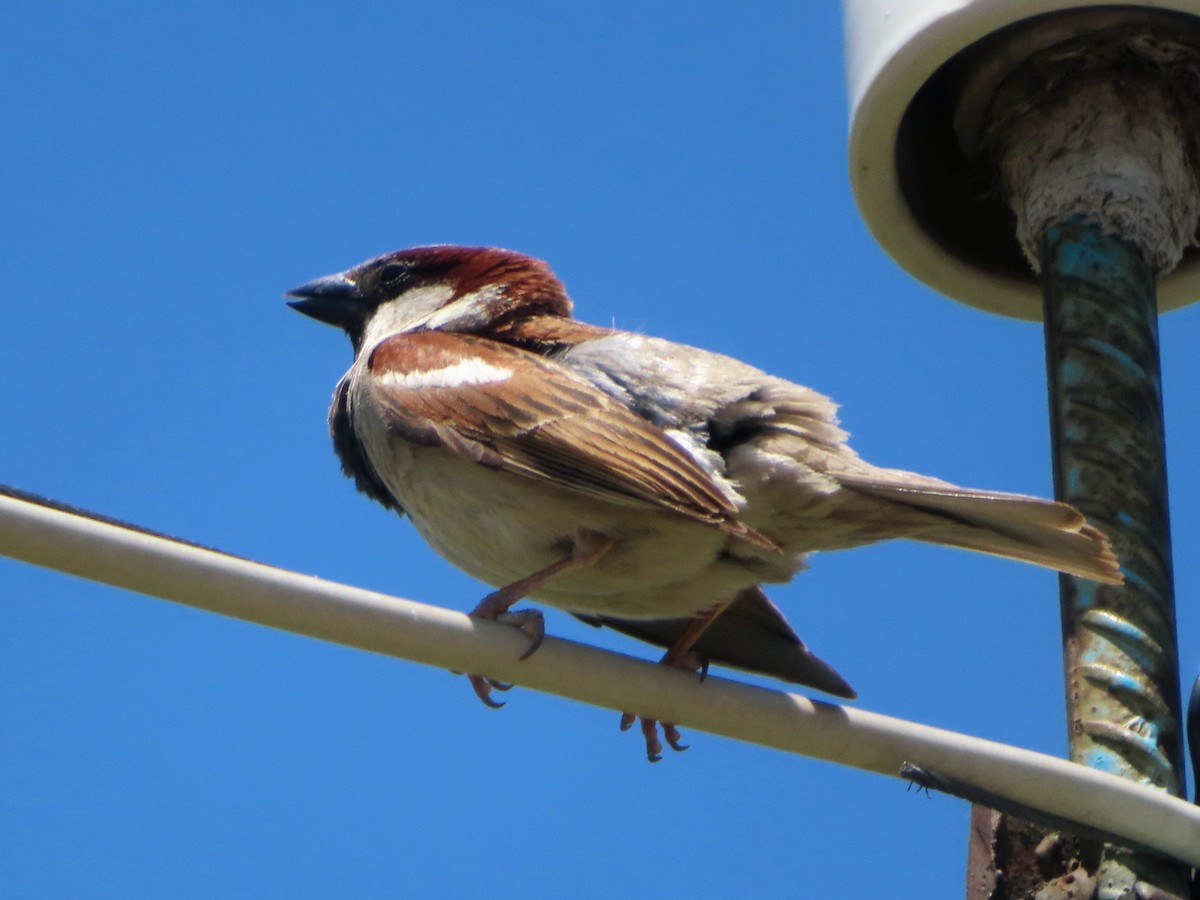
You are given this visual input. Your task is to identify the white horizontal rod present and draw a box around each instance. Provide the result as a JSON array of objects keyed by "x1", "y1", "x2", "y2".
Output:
[{"x1": 2, "y1": 487, "x2": 1198, "y2": 867}]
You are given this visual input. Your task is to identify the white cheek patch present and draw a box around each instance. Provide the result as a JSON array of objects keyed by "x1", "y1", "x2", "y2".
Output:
[
  {"x1": 378, "y1": 359, "x2": 514, "y2": 390},
  {"x1": 360, "y1": 283, "x2": 457, "y2": 352}
]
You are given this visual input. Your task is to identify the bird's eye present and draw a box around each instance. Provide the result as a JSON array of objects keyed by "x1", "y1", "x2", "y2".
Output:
[{"x1": 378, "y1": 263, "x2": 408, "y2": 285}]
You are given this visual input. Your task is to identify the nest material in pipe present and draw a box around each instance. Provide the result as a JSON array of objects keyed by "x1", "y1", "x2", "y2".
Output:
[{"x1": 982, "y1": 29, "x2": 1200, "y2": 274}]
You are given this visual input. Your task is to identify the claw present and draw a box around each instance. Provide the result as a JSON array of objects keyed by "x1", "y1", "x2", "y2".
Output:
[
  {"x1": 497, "y1": 610, "x2": 545, "y2": 660},
  {"x1": 465, "y1": 605, "x2": 545, "y2": 709},
  {"x1": 469, "y1": 674, "x2": 507, "y2": 709},
  {"x1": 615, "y1": 645, "x2": 706, "y2": 760},
  {"x1": 618, "y1": 713, "x2": 689, "y2": 762},
  {"x1": 641, "y1": 717, "x2": 663, "y2": 763},
  {"x1": 663, "y1": 723, "x2": 688, "y2": 753},
  {"x1": 461, "y1": 535, "x2": 613, "y2": 715}
]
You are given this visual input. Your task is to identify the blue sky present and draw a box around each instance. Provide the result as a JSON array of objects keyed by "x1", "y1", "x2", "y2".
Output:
[{"x1": 2, "y1": 3, "x2": 1198, "y2": 897}]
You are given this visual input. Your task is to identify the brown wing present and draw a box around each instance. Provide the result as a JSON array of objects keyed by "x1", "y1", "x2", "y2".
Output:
[{"x1": 366, "y1": 331, "x2": 775, "y2": 550}]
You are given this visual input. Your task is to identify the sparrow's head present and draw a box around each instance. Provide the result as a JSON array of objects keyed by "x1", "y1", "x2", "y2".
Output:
[{"x1": 287, "y1": 245, "x2": 573, "y2": 354}]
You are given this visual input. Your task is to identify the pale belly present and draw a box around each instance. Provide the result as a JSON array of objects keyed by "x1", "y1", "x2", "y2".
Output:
[{"x1": 368, "y1": 438, "x2": 797, "y2": 619}]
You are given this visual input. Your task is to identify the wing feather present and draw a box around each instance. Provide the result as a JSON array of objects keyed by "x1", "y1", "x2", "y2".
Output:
[{"x1": 366, "y1": 332, "x2": 776, "y2": 550}]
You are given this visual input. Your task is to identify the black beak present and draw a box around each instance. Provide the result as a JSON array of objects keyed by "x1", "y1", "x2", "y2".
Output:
[{"x1": 286, "y1": 273, "x2": 361, "y2": 328}]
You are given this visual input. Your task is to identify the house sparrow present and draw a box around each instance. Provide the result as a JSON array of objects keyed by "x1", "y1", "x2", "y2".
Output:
[{"x1": 288, "y1": 245, "x2": 1122, "y2": 761}]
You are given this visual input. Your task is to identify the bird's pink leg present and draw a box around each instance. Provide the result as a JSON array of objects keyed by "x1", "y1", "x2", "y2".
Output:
[
  {"x1": 467, "y1": 532, "x2": 613, "y2": 708},
  {"x1": 619, "y1": 595, "x2": 739, "y2": 762}
]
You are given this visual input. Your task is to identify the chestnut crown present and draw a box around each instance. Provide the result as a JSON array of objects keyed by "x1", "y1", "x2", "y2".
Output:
[{"x1": 287, "y1": 245, "x2": 574, "y2": 352}]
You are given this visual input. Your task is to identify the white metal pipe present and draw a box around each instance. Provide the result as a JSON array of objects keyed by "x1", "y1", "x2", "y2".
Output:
[{"x1": 2, "y1": 487, "x2": 1198, "y2": 867}]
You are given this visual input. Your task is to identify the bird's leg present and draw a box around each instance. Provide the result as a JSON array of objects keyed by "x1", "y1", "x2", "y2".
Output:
[
  {"x1": 467, "y1": 531, "x2": 614, "y2": 708},
  {"x1": 620, "y1": 595, "x2": 737, "y2": 762}
]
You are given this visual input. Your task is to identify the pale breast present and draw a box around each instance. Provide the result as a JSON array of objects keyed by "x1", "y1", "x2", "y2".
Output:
[{"x1": 353, "y1": 422, "x2": 786, "y2": 619}]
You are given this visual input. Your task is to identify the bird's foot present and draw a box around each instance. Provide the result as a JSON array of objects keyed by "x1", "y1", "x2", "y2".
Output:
[
  {"x1": 618, "y1": 646, "x2": 709, "y2": 762},
  {"x1": 619, "y1": 712, "x2": 688, "y2": 762},
  {"x1": 470, "y1": 590, "x2": 546, "y2": 658},
  {"x1": 462, "y1": 534, "x2": 612, "y2": 710},
  {"x1": 468, "y1": 674, "x2": 514, "y2": 709},
  {"x1": 496, "y1": 609, "x2": 546, "y2": 660},
  {"x1": 465, "y1": 596, "x2": 546, "y2": 709}
]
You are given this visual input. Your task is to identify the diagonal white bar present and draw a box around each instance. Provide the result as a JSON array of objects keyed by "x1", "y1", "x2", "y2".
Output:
[{"x1": 2, "y1": 486, "x2": 1198, "y2": 867}]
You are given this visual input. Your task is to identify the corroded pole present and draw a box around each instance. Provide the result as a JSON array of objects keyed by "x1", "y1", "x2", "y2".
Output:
[
  {"x1": 966, "y1": 19, "x2": 1200, "y2": 897},
  {"x1": 1041, "y1": 219, "x2": 1186, "y2": 897}
]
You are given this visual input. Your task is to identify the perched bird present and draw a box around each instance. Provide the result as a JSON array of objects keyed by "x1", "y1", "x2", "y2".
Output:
[{"x1": 288, "y1": 245, "x2": 1122, "y2": 761}]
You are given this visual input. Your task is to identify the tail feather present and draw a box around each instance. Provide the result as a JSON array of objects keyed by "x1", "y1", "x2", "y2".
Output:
[
  {"x1": 574, "y1": 587, "x2": 857, "y2": 698},
  {"x1": 838, "y1": 474, "x2": 1123, "y2": 585}
]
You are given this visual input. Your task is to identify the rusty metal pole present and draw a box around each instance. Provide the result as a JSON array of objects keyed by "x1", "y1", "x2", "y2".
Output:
[
  {"x1": 840, "y1": 5, "x2": 1200, "y2": 895},
  {"x1": 1040, "y1": 219, "x2": 1188, "y2": 897},
  {"x1": 950, "y1": 18, "x2": 1200, "y2": 895}
]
